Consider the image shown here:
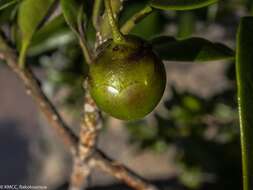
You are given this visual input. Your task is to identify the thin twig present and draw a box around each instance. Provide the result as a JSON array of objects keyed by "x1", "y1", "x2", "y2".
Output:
[
  {"x1": 69, "y1": 1, "x2": 144, "y2": 189},
  {"x1": 90, "y1": 150, "x2": 159, "y2": 190},
  {"x1": 120, "y1": 6, "x2": 153, "y2": 35},
  {"x1": 78, "y1": 37, "x2": 93, "y2": 64},
  {"x1": 0, "y1": 42, "x2": 159, "y2": 190},
  {"x1": 92, "y1": 0, "x2": 103, "y2": 31},
  {"x1": 77, "y1": 6, "x2": 93, "y2": 65},
  {"x1": 69, "y1": 10, "x2": 99, "y2": 187}
]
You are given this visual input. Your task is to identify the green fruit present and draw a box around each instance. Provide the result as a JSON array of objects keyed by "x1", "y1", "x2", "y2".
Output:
[{"x1": 88, "y1": 35, "x2": 166, "y2": 120}]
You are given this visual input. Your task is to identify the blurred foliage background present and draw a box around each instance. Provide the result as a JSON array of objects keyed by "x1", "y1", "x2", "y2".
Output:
[{"x1": 0, "y1": 0, "x2": 251, "y2": 189}]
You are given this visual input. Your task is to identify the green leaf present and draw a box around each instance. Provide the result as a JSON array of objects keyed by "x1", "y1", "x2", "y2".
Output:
[
  {"x1": 236, "y1": 16, "x2": 253, "y2": 190},
  {"x1": 60, "y1": 0, "x2": 86, "y2": 34},
  {"x1": 0, "y1": 0, "x2": 19, "y2": 10},
  {"x1": 150, "y1": 0, "x2": 218, "y2": 10},
  {"x1": 29, "y1": 15, "x2": 75, "y2": 55},
  {"x1": 151, "y1": 36, "x2": 234, "y2": 62},
  {"x1": 60, "y1": 0, "x2": 92, "y2": 64},
  {"x1": 0, "y1": 3, "x2": 18, "y2": 24},
  {"x1": 18, "y1": 0, "x2": 54, "y2": 67}
]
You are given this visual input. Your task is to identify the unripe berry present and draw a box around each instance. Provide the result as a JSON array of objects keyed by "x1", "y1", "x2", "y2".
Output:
[{"x1": 88, "y1": 35, "x2": 166, "y2": 120}]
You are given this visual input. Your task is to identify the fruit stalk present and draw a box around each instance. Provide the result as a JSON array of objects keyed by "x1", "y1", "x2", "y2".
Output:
[
  {"x1": 97, "y1": 0, "x2": 124, "y2": 46},
  {"x1": 104, "y1": 0, "x2": 126, "y2": 44}
]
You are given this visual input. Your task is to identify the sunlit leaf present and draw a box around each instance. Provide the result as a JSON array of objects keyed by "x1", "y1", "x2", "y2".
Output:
[
  {"x1": 150, "y1": 0, "x2": 218, "y2": 10},
  {"x1": 18, "y1": 0, "x2": 54, "y2": 67}
]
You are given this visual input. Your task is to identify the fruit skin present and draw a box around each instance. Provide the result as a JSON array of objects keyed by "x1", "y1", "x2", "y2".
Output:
[{"x1": 88, "y1": 35, "x2": 166, "y2": 120}]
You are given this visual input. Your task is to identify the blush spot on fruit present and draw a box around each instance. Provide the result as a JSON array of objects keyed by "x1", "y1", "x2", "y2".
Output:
[{"x1": 124, "y1": 84, "x2": 145, "y2": 106}]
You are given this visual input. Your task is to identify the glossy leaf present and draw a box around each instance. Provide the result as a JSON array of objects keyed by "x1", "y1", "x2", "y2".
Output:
[
  {"x1": 18, "y1": 0, "x2": 54, "y2": 67},
  {"x1": 0, "y1": 0, "x2": 19, "y2": 10},
  {"x1": 236, "y1": 16, "x2": 253, "y2": 190},
  {"x1": 151, "y1": 36, "x2": 234, "y2": 62},
  {"x1": 60, "y1": 0, "x2": 86, "y2": 34},
  {"x1": 150, "y1": 0, "x2": 218, "y2": 10}
]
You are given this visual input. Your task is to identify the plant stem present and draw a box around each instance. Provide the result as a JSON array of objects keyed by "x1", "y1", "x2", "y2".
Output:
[
  {"x1": 121, "y1": 6, "x2": 153, "y2": 34},
  {"x1": 96, "y1": 0, "x2": 123, "y2": 47},
  {"x1": 93, "y1": 0, "x2": 104, "y2": 48},
  {"x1": 104, "y1": 0, "x2": 125, "y2": 44},
  {"x1": 90, "y1": 150, "x2": 158, "y2": 190},
  {"x1": 78, "y1": 37, "x2": 92, "y2": 64},
  {"x1": 69, "y1": 11, "x2": 100, "y2": 188},
  {"x1": 77, "y1": 9, "x2": 93, "y2": 64},
  {"x1": 69, "y1": 82, "x2": 102, "y2": 190},
  {"x1": 3, "y1": 51, "x2": 78, "y2": 152},
  {"x1": 92, "y1": 0, "x2": 103, "y2": 31},
  {"x1": 0, "y1": 35, "x2": 159, "y2": 190},
  {"x1": 18, "y1": 40, "x2": 29, "y2": 69}
]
